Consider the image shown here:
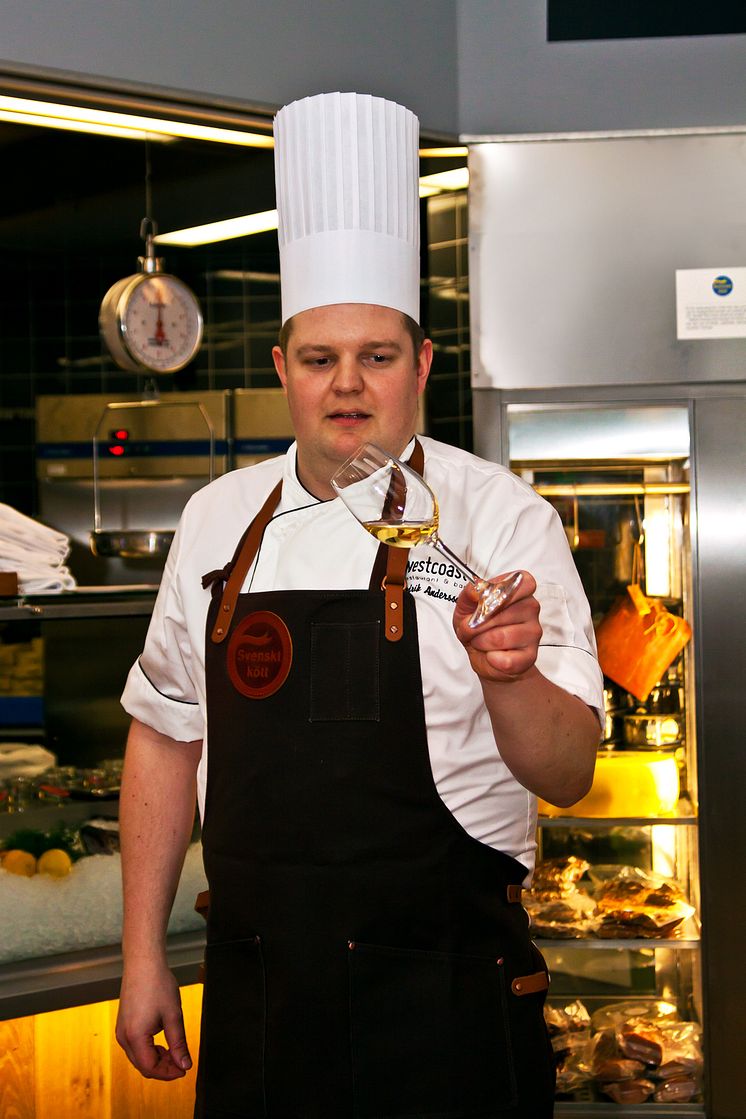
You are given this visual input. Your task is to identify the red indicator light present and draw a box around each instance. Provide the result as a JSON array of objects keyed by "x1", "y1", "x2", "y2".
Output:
[
  {"x1": 112, "y1": 428, "x2": 130, "y2": 440},
  {"x1": 108, "y1": 445, "x2": 125, "y2": 456}
]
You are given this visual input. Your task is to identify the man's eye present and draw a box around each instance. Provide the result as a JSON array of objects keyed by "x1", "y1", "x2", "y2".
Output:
[
  {"x1": 307, "y1": 357, "x2": 331, "y2": 369},
  {"x1": 368, "y1": 353, "x2": 390, "y2": 365}
]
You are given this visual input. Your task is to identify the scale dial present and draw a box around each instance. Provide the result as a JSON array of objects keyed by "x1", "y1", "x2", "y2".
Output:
[{"x1": 100, "y1": 271, "x2": 203, "y2": 374}]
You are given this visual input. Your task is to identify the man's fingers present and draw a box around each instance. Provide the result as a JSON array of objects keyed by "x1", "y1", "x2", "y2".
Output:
[
  {"x1": 163, "y1": 1011, "x2": 193, "y2": 1071},
  {"x1": 117, "y1": 1023, "x2": 189, "y2": 1081}
]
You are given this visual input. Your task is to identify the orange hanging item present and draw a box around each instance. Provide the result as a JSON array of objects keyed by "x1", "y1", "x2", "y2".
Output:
[{"x1": 595, "y1": 584, "x2": 691, "y2": 701}]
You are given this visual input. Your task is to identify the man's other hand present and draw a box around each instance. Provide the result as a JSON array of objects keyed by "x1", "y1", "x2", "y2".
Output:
[{"x1": 116, "y1": 962, "x2": 193, "y2": 1080}]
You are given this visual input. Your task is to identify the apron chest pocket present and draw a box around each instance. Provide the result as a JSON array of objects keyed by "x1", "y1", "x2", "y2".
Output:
[
  {"x1": 196, "y1": 935, "x2": 266, "y2": 1117},
  {"x1": 348, "y1": 940, "x2": 517, "y2": 1118},
  {"x1": 310, "y1": 621, "x2": 380, "y2": 722}
]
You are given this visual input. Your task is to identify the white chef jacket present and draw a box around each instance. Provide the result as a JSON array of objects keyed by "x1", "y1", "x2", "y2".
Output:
[{"x1": 121, "y1": 435, "x2": 603, "y2": 877}]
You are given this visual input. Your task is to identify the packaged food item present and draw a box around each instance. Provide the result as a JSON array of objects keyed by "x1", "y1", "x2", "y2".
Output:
[
  {"x1": 594, "y1": 1057, "x2": 646, "y2": 1082},
  {"x1": 601, "y1": 1078, "x2": 656, "y2": 1104},
  {"x1": 654, "y1": 1074, "x2": 699, "y2": 1102},
  {"x1": 655, "y1": 1021, "x2": 703, "y2": 1082},
  {"x1": 592, "y1": 866, "x2": 695, "y2": 938},
  {"x1": 590, "y1": 999, "x2": 679, "y2": 1034},
  {"x1": 531, "y1": 855, "x2": 589, "y2": 899},
  {"x1": 587, "y1": 1001, "x2": 704, "y2": 1104},
  {"x1": 525, "y1": 891, "x2": 596, "y2": 938},
  {"x1": 545, "y1": 999, "x2": 591, "y2": 1041},
  {"x1": 618, "y1": 1020, "x2": 664, "y2": 1066},
  {"x1": 544, "y1": 1000, "x2": 593, "y2": 1095}
]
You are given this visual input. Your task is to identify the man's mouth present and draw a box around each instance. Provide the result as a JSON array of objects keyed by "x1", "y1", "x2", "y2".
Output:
[{"x1": 328, "y1": 411, "x2": 370, "y2": 424}]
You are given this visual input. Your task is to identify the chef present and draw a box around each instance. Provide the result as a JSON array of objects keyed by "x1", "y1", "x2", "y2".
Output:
[{"x1": 116, "y1": 92, "x2": 603, "y2": 1119}]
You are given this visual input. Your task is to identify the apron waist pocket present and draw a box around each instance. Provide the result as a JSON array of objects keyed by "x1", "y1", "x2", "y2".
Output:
[{"x1": 347, "y1": 940, "x2": 517, "y2": 1118}]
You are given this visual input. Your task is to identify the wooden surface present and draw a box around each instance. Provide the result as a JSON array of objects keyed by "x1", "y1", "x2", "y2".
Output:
[{"x1": 0, "y1": 984, "x2": 202, "y2": 1119}]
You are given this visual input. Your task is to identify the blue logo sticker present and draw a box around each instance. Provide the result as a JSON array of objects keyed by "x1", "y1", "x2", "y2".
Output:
[{"x1": 713, "y1": 275, "x2": 733, "y2": 297}]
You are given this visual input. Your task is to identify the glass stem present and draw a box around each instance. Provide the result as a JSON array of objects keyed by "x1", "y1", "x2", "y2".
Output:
[{"x1": 432, "y1": 535, "x2": 483, "y2": 588}]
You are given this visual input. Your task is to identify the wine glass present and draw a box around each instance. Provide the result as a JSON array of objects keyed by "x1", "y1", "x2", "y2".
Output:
[{"x1": 331, "y1": 442, "x2": 523, "y2": 628}]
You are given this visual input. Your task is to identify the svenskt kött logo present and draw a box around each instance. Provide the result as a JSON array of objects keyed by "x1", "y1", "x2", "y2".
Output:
[{"x1": 227, "y1": 611, "x2": 293, "y2": 698}]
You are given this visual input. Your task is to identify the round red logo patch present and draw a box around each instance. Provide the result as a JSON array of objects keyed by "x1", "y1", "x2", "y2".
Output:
[{"x1": 227, "y1": 611, "x2": 293, "y2": 699}]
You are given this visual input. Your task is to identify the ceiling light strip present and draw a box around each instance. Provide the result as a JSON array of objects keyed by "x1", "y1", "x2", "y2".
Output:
[
  {"x1": 155, "y1": 170, "x2": 469, "y2": 245},
  {"x1": 0, "y1": 94, "x2": 274, "y2": 147}
]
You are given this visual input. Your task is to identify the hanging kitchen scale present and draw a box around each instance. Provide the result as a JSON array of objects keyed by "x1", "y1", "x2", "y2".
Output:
[
  {"x1": 99, "y1": 216, "x2": 204, "y2": 374},
  {"x1": 92, "y1": 149, "x2": 213, "y2": 560},
  {"x1": 99, "y1": 139, "x2": 203, "y2": 374}
]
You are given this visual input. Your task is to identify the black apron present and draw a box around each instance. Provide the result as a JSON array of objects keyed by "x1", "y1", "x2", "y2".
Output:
[{"x1": 195, "y1": 446, "x2": 555, "y2": 1119}]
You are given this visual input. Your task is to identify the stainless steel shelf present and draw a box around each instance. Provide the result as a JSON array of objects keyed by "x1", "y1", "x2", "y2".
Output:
[
  {"x1": 0, "y1": 588, "x2": 158, "y2": 622},
  {"x1": 0, "y1": 929, "x2": 204, "y2": 1021}
]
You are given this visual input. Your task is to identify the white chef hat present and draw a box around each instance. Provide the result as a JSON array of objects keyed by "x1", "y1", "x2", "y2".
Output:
[{"x1": 273, "y1": 91, "x2": 420, "y2": 325}]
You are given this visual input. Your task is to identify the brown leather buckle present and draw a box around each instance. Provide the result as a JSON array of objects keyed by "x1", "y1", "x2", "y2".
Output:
[
  {"x1": 381, "y1": 572, "x2": 406, "y2": 642},
  {"x1": 511, "y1": 969, "x2": 550, "y2": 996},
  {"x1": 194, "y1": 889, "x2": 210, "y2": 920}
]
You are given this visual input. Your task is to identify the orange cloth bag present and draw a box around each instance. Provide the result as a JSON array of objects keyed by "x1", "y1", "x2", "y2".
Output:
[{"x1": 595, "y1": 583, "x2": 692, "y2": 702}]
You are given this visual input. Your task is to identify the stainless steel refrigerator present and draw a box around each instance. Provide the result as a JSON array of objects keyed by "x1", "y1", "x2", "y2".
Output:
[{"x1": 466, "y1": 129, "x2": 746, "y2": 1119}]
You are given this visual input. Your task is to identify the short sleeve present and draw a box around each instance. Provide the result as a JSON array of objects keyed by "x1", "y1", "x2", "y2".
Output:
[{"x1": 120, "y1": 516, "x2": 206, "y2": 743}]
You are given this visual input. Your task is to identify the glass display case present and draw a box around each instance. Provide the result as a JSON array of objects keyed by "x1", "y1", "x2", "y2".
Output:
[
  {"x1": 0, "y1": 590, "x2": 205, "y2": 1019},
  {"x1": 508, "y1": 403, "x2": 706, "y2": 1115}
]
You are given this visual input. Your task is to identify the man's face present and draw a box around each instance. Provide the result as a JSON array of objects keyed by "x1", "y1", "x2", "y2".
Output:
[{"x1": 273, "y1": 303, "x2": 432, "y2": 500}]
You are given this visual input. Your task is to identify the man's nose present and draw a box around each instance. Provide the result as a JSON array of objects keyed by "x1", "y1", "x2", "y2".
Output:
[{"x1": 332, "y1": 356, "x2": 364, "y2": 392}]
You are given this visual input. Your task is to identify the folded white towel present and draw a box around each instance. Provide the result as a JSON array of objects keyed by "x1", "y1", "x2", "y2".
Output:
[
  {"x1": 0, "y1": 504, "x2": 69, "y2": 557},
  {"x1": 14, "y1": 573, "x2": 77, "y2": 594},
  {"x1": 0, "y1": 538, "x2": 68, "y2": 570},
  {"x1": 0, "y1": 504, "x2": 76, "y2": 593},
  {"x1": 0, "y1": 556, "x2": 76, "y2": 593}
]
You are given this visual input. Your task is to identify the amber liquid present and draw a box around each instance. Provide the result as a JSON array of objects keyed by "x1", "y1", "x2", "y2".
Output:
[{"x1": 362, "y1": 513, "x2": 438, "y2": 548}]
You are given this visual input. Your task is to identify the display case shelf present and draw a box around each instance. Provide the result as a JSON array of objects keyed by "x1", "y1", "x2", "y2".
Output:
[
  {"x1": 534, "y1": 915, "x2": 700, "y2": 951},
  {"x1": 554, "y1": 1103, "x2": 704, "y2": 1118},
  {"x1": 538, "y1": 813, "x2": 698, "y2": 829}
]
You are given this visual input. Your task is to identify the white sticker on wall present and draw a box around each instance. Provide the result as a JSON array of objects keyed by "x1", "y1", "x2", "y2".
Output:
[{"x1": 676, "y1": 267, "x2": 746, "y2": 339}]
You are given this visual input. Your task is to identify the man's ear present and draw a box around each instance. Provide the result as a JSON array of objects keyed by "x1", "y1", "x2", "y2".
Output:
[
  {"x1": 272, "y1": 345, "x2": 288, "y2": 391},
  {"x1": 416, "y1": 338, "x2": 433, "y2": 395}
]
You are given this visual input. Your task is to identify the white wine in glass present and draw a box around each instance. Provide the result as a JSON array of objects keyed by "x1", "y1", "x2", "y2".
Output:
[{"x1": 331, "y1": 442, "x2": 522, "y2": 628}]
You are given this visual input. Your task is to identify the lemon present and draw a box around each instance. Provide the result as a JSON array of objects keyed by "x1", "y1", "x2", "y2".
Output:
[
  {"x1": 37, "y1": 848, "x2": 73, "y2": 878},
  {"x1": 1, "y1": 849, "x2": 37, "y2": 877}
]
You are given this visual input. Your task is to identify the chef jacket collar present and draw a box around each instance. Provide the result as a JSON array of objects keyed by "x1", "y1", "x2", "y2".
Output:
[{"x1": 281, "y1": 437, "x2": 419, "y2": 512}]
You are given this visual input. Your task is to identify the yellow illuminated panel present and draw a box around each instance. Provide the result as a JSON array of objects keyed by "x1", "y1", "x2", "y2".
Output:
[
  {"x1": 0, "y1": 984, "x2": 203, "y2": 1118},
  {"x1": 539, "y1": 751, "x2": 681, "y2": 818}
]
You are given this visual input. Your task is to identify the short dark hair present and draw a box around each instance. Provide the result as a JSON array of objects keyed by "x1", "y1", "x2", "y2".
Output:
[{"x1": 278, "y1": 310, "x2": 425, "y2": 359}]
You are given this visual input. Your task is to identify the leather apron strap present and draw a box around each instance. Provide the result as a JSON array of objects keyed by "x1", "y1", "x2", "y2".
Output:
[
  {"x1": 379, "y1": 438, "x2": 424, "y2": 643},
  {"x1": 208, "y1": 480, "x2": 282, "y2": 644},
  {"x1": 208, "y1": 440, "x2": 425, "y2": 646}
]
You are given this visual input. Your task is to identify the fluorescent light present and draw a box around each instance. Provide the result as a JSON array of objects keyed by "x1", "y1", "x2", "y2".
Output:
[
  {"x1": 155, "y1": 210, "x2": 279, "y2": 246},
  {"x1": 0, "y1": 107, "x2": 173, "y2": 142},
  {"x1": 211, "y1": 270, "x2": 281, "y2": 283},
  {"x1": 418, "y1": 146, "x2": 469, "y2": 157},
  {"x1": 156, "y1": 170, "x2": 469, "y2": 247},
  {"x1": 419, "y1": 167, "x2": 470, "y2": 193},
  {"x1": 0, "y1": 95, "x2": 274, "y2": 147}
]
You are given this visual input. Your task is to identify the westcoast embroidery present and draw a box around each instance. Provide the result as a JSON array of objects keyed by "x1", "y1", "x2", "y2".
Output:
[{"x1": 406, "y1": 554, "x2": 465, "y2": 606}]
